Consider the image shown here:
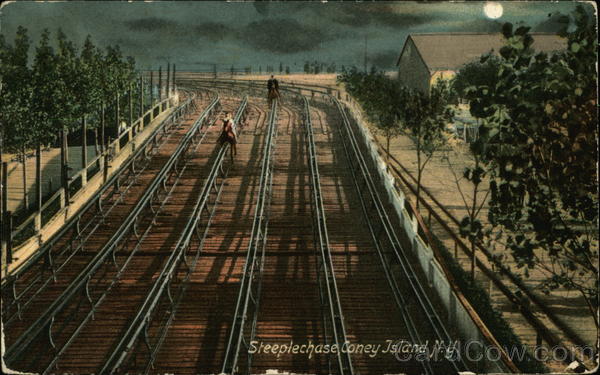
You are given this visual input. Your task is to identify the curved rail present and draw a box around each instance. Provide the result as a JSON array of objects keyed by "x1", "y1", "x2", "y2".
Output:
[
  {"x1": 99, "y1": 96, "x2": 249, "y2": 374},
  {"x1": 4, "y1": 93, "x2": 221, "y2": 370},
  {"x1": 303, "y1": 95, "x2": 354, "y2": 375},
  {"x1": 333, "y1": 96, "x2": 467, "y2": 374},
  {"x1": 221, "y1": 98, "x2": 278, "y2": 375},
  {"x1": 1, "y1": 90, "x2": 198, "y2": 314}
]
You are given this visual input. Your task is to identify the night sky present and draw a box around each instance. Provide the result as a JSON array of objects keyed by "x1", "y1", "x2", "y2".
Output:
[{"x1": 0, "y1": 1, "x2": 594, "y2": 71}]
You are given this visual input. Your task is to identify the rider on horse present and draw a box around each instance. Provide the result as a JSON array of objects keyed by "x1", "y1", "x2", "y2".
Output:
[
  {"x1": 267, "y1": 75, "x2": 280, "y2": 104},
  {"x1": 218, "y1": 112, "x2": 237, "y2": 162}
]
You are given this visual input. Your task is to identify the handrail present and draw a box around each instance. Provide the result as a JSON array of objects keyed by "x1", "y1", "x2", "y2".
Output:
[
  {"x1": 2, "y1": 92, "x2": 195, "y2": 300},
  {"x1": 303, "y1": 95, "x2": 354, "y2": 375},
  {"x1": 2, "y1": 92, "x2": 195, "y2": 318},
  {"x1": 99, "y1": 96, "x2": 248, "y2": 374},
  {"x1": 221, "y1": 98, "x2": 278, "y2": 375},
  {"x1": 9, "y1": 96, "x2": 175, "y2": 242},
  {"x1": 4, "y1": 93, "x2": 220, "y2": 369}
]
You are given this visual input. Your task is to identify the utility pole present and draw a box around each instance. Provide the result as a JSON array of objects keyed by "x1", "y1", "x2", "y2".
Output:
[
  {"x1": 158, "y1": 65, "x2": 162, "y2": 101},
  {"x1": 172, "y1": 64, "x2": 176, "y2": 93},
  {"x1": 166, "y1": 62, "x2": 171, "y2": 97}
]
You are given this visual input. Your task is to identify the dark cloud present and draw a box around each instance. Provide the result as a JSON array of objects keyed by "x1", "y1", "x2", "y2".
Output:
[
  {"x1": 458, "y1": 19, "x2": 503, "y2": 32},
  {"x1": 194, "y1": 22, "x2": 235, "y2": 41},
  {"x1": 241, "y1": 19, "x2": 334, "y2": 54},
  {"x1": 332, "y1": 4, "x2": 431, "y2": 28},
  {"x1": 370, "y1": 50, "x2": 400, "y2": 69},
  {"x1": 533, "y1": 12, "x2": 569, "y2": 33},
  {"x1": 125, "y1": 17, "x2": 181, "y2": 32}
]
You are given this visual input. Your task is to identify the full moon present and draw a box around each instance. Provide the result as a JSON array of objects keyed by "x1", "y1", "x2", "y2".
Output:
[{"x1": 483, "y1": 2, "x2": 503, "y2": 19}]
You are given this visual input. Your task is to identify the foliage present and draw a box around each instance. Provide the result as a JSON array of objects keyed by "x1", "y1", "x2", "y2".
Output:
[
  {"x1": 434, "y1": 235, "x2": 548, "y2": 373},
  {"x1": 0, "y1": 28, "x2": 141, "y2": 150},
  {"x1": 465, "y1": 6, "x2": 598, "y2": 321},
  {"x1": 0, "y1": 26, "x2": 34, "y2": 153},
  {"x1": 338, "y1": 68, "x2": 454, "y2": 209},
  {"x1": 452, "y1": 53, "x2": 502, "y2": 117}
]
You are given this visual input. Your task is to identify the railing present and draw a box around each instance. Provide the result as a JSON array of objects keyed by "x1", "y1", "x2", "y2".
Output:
[
  {"x1": 176, "y1": 78, "x2": 520, "y2": 373},
  {"x1": 5, "y1": 94, "x2": 179, "y2": 266},
  {"x1": 333, "y1": 96, "x2": 466, "y2": 375},
  {"x1": 221, "y1": 98, "x2": 278, "y2": 375},
  {"x1": 303, "y1": 95, "x2": 354, "y2": 375},
  {"x1": 1, "y1": 91, "x2": 198, "y2": 328},
  {"x1": 3, "y1": 94, "x2": 221, "y2": 373},
  {"x1": 99, "y1": 96, "x2": 249, "y2": 375}
]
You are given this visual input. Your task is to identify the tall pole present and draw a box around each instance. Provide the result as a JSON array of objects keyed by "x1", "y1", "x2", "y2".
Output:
[
  {"x1": 166, "y1": 62, "x2": 171, "y2": 98},
  {"x1": 139, "y1": 76, "x2": 144, "y2": 118},
  {"x1": 61, "y1": 128, "x2": 70, "y2": 206},
  {"x1": 128, "y1": 83, "x2": 133, "y2": 127},
  {"x1": 172, "y1": 64, "x2": 176, "y2": 93},
  {"x1": 149, "y1": 71, "x2": 154, "y2": 105},
  {"x1": 158, "y1": 66, "x2": 162, "y2": 101},
  {"x1": 81, "y1": 116, "x2": 87, "y2": 184}
]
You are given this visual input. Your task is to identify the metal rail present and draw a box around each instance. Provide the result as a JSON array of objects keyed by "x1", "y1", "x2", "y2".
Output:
[
  {"x1": 221, "y1": 98, "x2": 278, "y2": 375},
  {"x1": 303, "y1": 96, "x2": 354, "y2": 375},
  {"x1": 332, "y1": 97, "x2": 468, "y2": 374},
  {"x1": 99, "y1": 96, "x2": 249, "y2": 375},
  {"x1": 1, "y1": 91, "x2": 199, "y2": 327},
  {"x1": 3, "y1": 94, "x2": 221, "y2": 371}
]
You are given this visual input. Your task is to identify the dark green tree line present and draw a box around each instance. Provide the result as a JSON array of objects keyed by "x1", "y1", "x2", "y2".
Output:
[{"x1": 1, "y1": 27, "x2": 153, "y2": 212}]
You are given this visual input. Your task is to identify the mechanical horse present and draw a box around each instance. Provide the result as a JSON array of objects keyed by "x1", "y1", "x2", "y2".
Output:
[{"x1": 267, "y1": 87, "x2": 280, "y2": 105}]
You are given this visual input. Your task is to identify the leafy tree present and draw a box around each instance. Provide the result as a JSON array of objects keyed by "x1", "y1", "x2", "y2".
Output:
[
  {"x1": 452, "y1": 53, "x2": 501, "y2": 105},
  {"x1": 468, "y1": 6, "x2": 598, "y2": 325},
  {"x1": 1, "y1": 26, "x2": 35, "y2": 209},
  {"x1": 285, "y1": 66, "x2": 290, "y2": 74},
  {"x1": 401, "y1": 79, "x2": 454, "y2": 208},
  {"x1": 303, "y1": 61, "x2": 310, "y2": 74}
]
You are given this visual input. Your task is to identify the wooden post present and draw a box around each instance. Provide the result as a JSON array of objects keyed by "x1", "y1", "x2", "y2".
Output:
[
  {"x1": 139, "y1": 76, "x2": 144, "y2": 120},
  {"x1": 128, "y1": 83, "x2": 133, "y2": 132},
  {"x1": 81, "y1": 116, "x2": 87, "y2": 185},
  {"x1": 166, "y1": 62, "x2": 171, "y2": 98},
  {"x1": 115, "y1": 92, "x2": 120, "y2": 134},
  {"x1": 101, "y1": 101, "x2": 106, "y2": 153},
  {"x1": 158, "y1": 66, "x2": 162, "y2": 101},
  {"x1": 1, "y1": 162, "x2": 7, "y2": 234},
  {"x1": 61, "y1": 129, "x2": 70, "y2": 206},
  {"x1": 5, "y1": 211, "x2": 13, "y2": 264},
  {"x1": 150, "y1": 71, "x2": 154, "y2": 105},
  {"x1": 21, "y1": 145, "x2": 28, "y2": 210},
  {"x1": 172, "y1": 64, "x2": 176, "y2": 93},
  {"x1": 35, "y1": 144, "x2": 42, "y2": 231}
]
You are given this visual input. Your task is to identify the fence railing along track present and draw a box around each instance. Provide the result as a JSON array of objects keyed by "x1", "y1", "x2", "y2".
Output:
[
  {"x1": 1, "y1": 91, "x2": 200, "y2": 328},
  {"x1": 3, "y1": 93, "x2": 222, "y2": 373},
  {"x1": 332, "y1": 97, "x2": 468, "y2": 375}
]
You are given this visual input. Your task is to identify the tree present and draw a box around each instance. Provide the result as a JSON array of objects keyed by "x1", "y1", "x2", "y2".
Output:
[
  {"x1": 401, "y1": 79, "x2": 454, "y2": 209},
  {"x1": 468, "y1": 7, "x2": 598, "y2": 325},
  {"x1": 285, "y1": 66, "x2": 290, "y2": 75},
  {"x1": 452, "y1": 53, "x2": 501, "y2": 103},
  {"x1": 279, "y1": 62, "x2": 283, "y2": 73},
  {"x1": 1, "y1": 26, "x2": 34, "y2": 209},
  {"x1": 303, "y1": 61, "x2": 310, "y2": 74}
]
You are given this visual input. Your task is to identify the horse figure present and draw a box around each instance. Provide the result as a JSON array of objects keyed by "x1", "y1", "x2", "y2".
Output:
[{"x1": 267, "y1": 87, "x2": 280, "y2": 105}]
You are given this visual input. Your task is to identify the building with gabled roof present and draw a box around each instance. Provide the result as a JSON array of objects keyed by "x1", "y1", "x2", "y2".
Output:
[{"x1": 396, "y1": 32, "x2": 567, "y2": 93}]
